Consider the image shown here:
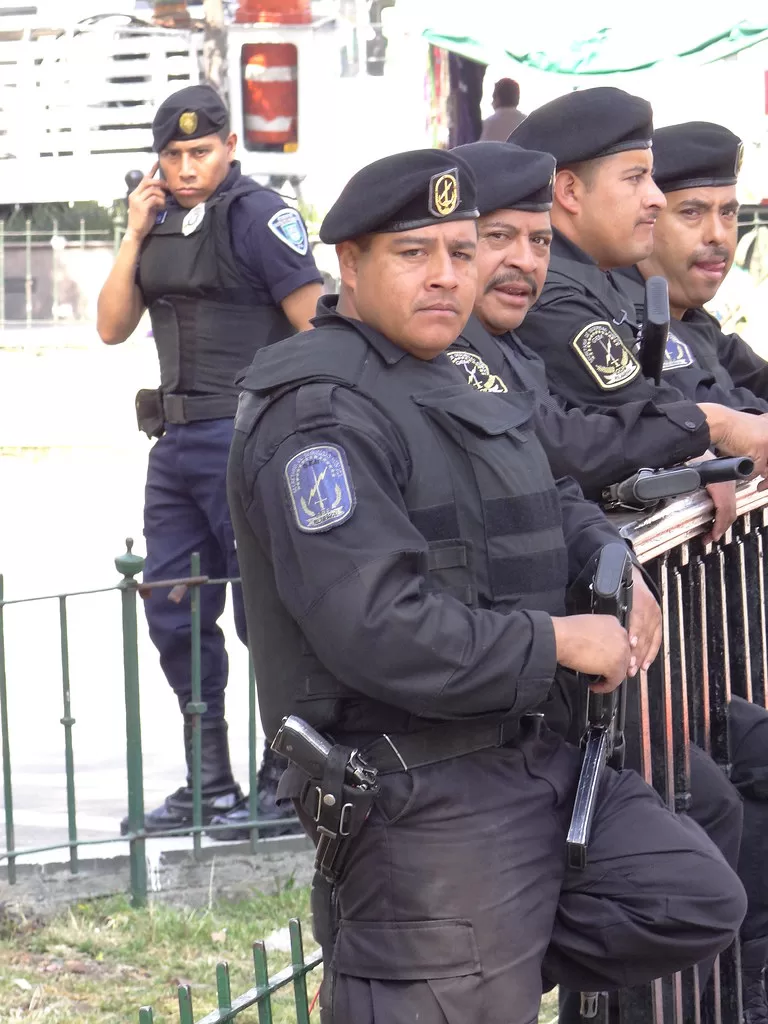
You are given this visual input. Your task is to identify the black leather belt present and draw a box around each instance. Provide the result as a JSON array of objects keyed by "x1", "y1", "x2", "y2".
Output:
[
  {"x1": 353, "y1": 713, "x2": 544, "y2": 775},
  {"x1": 163, "y1": 393, "x2": 238, "y2": 424}
]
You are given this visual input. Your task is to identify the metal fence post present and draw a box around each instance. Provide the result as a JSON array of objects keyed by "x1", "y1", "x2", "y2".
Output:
[
  {"x1": 0, "y1": 575, "x2": 15, "y2": 884},
  {"x1": 0, "y1": 219, "x2": 5, "y2": 325},
  {"x1": 116, "y1": 538, "x2": 148, "y2": 907},
  {"x1": 59, "y1": 596, "x2": 78, "y2": 875},
  {"x1": 24, "y1": 217, "x2": 32, "y2": 326},
  {"x1": 187, "y1": 551, "x2": 205, "y2": 860}
]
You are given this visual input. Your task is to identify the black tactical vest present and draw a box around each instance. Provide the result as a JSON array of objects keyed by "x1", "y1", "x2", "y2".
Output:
[
  {"x1": 137, "y1": 169, "x2": 293, "y2": 399},
  {"x1": 229, "y1": 320, "x2": 570, "y2": 738}
]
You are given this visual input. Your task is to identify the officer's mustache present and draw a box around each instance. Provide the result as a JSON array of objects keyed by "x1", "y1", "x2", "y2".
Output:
[
  {"x1": 688, "y1": 245, "x2": 730, "y2": 268},
  {"x1": 484, "y1": 270, "x2": 538, "y2": 298}
]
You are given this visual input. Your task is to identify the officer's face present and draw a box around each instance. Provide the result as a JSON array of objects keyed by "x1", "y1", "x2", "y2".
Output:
[
  {"x1": 637, "y1": 185, "x2": 738, "y2": 317},
  {"x1": 561, "y1": 149, "x2": 666, "y2": 269},
  {"x1": 158, "y1": 132, "x2": 236, "y2": 207},
  {"x1": 473, "y1": 209, "x2": 552, "y2": 334},
  {"x1": 337, "y1": 222, "x2": 478, "y2": 359}
]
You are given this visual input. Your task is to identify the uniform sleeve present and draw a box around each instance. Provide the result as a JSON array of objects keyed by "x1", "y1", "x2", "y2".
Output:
[
  {"x1": 512, "y1": 297, "x2": 711, "y2": 489},
  {"x1": 662, "y1": 361, "x2": 768, "y2": 415},
  {"x1": 230, "y1": 191, "x2": 323, "y2": 304},
  {"x1": 555, "y1": 475, "x2": 629, "y2": 583},
  {"x1": 532, "y1": 398, "x2": 709, "y2": 499},
  {"x1": 716, "y1": 328, "x2": 768, "y2": 410},
  {"x1": 516, "y1": 289, "x2": 695, "y2": 413},
  {"x1": 240, "y1": 387, "x2": 558, "y2": 721}
]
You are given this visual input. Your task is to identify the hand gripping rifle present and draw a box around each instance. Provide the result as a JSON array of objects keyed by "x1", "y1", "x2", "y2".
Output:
[
  {"x1": 272, "y1": 715, "x2": 379, "y2": 882},
  {"x1": 566, "y1": 542, "x2": 634, "y2": 871},
  {"x1": 601, "y1": 456, "x2": 754, "y2": 512}
]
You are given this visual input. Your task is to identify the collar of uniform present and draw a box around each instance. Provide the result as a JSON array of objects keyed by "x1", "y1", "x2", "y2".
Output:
[
  {"x1": 459, "y1": 312, "x2": 504, "y2": 352},
  {"x1": 165, "y1": 159, "x2": 242, "y2": 210},
  {"x1": 550, "y1": 227, "x2": 599, "y2": 267},
  {"x1": 616, "y1": 264, "x2": 645, "y2": 288},
  {"x1": 681, "y1": 306, "x2": 712, "y2": 326},
  {"x1": 311, "y1": 293, "x2": 411, "y2": 365}
]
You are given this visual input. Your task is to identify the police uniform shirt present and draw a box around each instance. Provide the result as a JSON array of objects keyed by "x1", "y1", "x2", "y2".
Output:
[
  {"x1": 445, "y1": 315, "x2": 715, "y2": 499},
  {"x1": 142, "y1": 160, "x2": 322, "y2": 306},
  {"x1": 615, "y1": 265, "x2": 768, "y2": 415},
  {"x1": 513, "y1": 230, "x2": 719, "y2": 434},
  {"x1": 230, "y1": 302, "x2": 624, "y2": 736}
]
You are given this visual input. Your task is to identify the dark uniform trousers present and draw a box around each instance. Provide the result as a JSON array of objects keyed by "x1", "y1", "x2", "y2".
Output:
[
  {"x1": 305, "y1": 729, "x2": 745, "y2": 1024},
  {"x1": 229, "y1": 306, "x2": 747, "y2": 1024},
  {"x1": 143, "y1": 418, "x2": 246, "y2": 719}
]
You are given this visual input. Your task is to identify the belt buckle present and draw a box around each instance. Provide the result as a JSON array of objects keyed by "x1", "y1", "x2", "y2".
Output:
[{"x1": 163, "y1": 394, "x2": 186, "y2": 424}]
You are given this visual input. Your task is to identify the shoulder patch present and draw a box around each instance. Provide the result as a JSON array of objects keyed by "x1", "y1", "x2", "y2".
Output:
[
  {"x1": 268, "y1": 207, "x2": 309, "y2": 256},
  {"x1": 446, "y1": 348, "x2": 508, "y2": 394},
  {"x1": 570, "y1": 320, "x2": 640, "y2": 391},
  {"x1": 285, "y1": 445, "x2": 355, "y2": 533},
  {"x1": 662, "y1": 333, "x2": 695, "y2": 372}
]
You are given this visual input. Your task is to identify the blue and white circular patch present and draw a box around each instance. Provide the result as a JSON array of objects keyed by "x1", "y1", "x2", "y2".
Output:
[
  {"x1": 268, "y1": 207, "x2": 309, "y2": 256},
  {"x1": 284, "y1": 444, "x2": 356, "y2": 533}
]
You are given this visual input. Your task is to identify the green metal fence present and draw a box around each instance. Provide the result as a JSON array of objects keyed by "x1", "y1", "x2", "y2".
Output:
[
  {"x1": 0, "y1": 537, "x2": 299, "y2": 908},
  {"x1": 138, "y1": 919, "x2": 323, "y2": 1024}
]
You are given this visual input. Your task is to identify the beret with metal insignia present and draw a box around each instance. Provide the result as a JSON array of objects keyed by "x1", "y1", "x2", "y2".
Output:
[
  {"x1": 450, "y1": 142, "x2": 555, "y2": 214},
  {"x1": 152, "y1": 84, "x2": 229, "y2": 153},
  {"x1": 509, "y1": 86, "x2": 653, "y2": 167},
  {"x1": 319, "y1": 149, "x2": 479, "y2": 244},
  {"x1": 651, "y1": 121, "x2": 743, "y2": 193}
]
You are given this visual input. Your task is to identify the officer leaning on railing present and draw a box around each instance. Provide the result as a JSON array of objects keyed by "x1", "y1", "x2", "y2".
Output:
[{"x1": 97, "y1": 83, "x2": 324, "y2": 841}]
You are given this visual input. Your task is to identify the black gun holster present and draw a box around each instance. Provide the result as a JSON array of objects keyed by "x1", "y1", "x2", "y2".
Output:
[
  {"x1": 135, "y1": 388, "x2": 165, "y2": 439},
  {"x1": 298, "y1": 745, "x2": 379, "y2": 882}
]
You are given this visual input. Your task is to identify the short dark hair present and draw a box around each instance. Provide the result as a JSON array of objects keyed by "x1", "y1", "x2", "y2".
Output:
[
  {"x1": 559, "y1": 158, "x2": 601, "y2": 191},
  {"x1": 217, "y1": 120, "x2": 231, "y2": 142},
  {"x1": 493, "y1": 78, "x2": 520, "y2": 108}
]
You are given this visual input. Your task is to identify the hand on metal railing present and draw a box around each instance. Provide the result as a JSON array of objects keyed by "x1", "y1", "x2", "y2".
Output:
[
  {"x1": 602, "y1": 456, "x2": 754, "y2": 512},
  {"x1": 700, "y1": 404, "x2": 768, "y2": 480}
]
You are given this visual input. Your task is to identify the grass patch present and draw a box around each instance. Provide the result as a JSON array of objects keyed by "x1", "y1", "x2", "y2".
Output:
[
  {"x1": 0, "y1": 887, "x2": 560, "y2": 1022},
  {"x1": 0, "y1": 883, "x2": 316, "y2": 1023}
]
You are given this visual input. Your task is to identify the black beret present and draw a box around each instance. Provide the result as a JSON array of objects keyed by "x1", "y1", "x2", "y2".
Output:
[
  {"x1": 152, "y1": 84, "x2": 229, "y2": 153},
  {"x1": 320, "y1": 149, "x2": 479, "y2": 244},
  {"x1": 510, "y1": 87, "x2": 653, "y2": 166},
  {"x1": 651, "y1": 121, "x2": 743, "y2": 193},
  {"x1": 450, "y1": 142, "x2": 555, "y2": 214}
]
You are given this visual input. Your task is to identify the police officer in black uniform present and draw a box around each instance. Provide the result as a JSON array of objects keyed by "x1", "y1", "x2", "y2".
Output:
[
  {"x1": 443, "y1": 140, "x2": 763, "y2": 500},
  {"x1": 227, "y1": 148, "x2": 746, "y2": 1024},
  {"x1": 97, "y1": 84, "x2": 322, "y2": 837},
  {"x1": 620, "y1": 121, "x2": 768, "y2": 412},
  {"x1": 620, "y1": 121, "x2": 768, "y2": 1023}
]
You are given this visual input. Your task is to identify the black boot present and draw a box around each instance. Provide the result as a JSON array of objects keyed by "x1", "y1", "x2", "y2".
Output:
[
  {"x1": 120, "y1": 718, "x2": 245, "y2": 835},
  {"x1": 208, "y1": 741, "x2": 302, "y2": 841}
]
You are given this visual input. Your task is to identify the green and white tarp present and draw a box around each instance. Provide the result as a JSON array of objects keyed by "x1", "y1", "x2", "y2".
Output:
[{"x1": 409, "y1": 1, "x2": 768, "y2": 76}]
